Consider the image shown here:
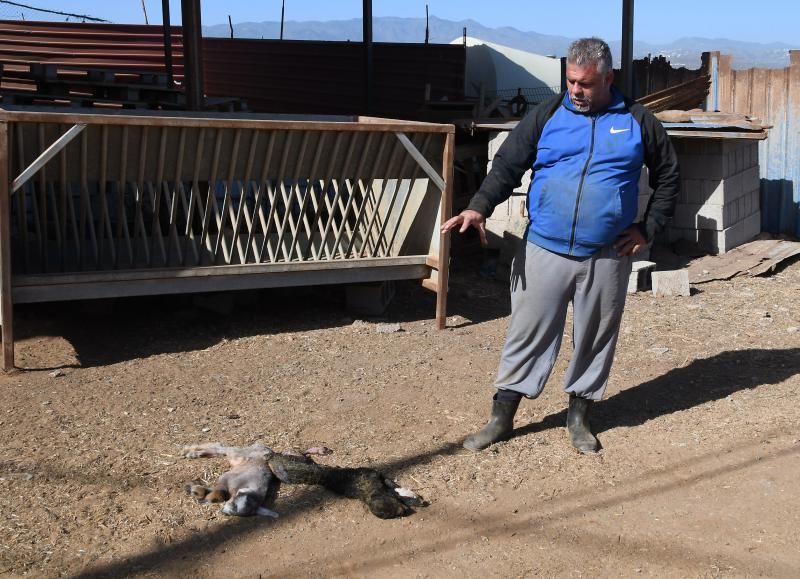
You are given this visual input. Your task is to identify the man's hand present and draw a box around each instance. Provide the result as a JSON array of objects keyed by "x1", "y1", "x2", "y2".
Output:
[
  {"x1": 441, "y1": 209, "x2": 488, "y2": 246},
  {"x1": 614, "y1": 226, "x2": 647, "y2": 256}
]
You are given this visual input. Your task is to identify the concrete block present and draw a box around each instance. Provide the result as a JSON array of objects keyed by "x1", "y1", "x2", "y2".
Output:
[
  {"x1": 741, "y1": 165, "x2": 760, "y2": 193},
  {"x1": 678, "y1": 153, "x2": 725, "y2": 180},
  {"x1": 487, "y1": 131, "x2": 508, "y2": 158},
  {"x1": 705, "y1": 172, "x2": 750, "y2": 205},
  {"x1": 665, "y1": 210, "x2": 761, "y2": 254},
  {"x1": 717, "y1": 210, "x2": 761, "y2": 253},
  {"x1": 488, "y1": 132, "x2": 532, "y2": 195},
  {"x1": 672, "y1": 188, "x2": 760, "y2": 230},
  {"x1": 485, "y1": 195, "x2": 528, "y2": 249},
  {"x1": 651, "y1": 269, "x2": 690, "y2": 297},
  {"x1": 628, "y1": 260, "x2": 656, "y2": 294}
]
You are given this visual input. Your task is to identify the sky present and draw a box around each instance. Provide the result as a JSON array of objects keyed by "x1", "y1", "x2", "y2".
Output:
[{"x1": 2, "y1": 0, "x2": 797, "y2": 45}]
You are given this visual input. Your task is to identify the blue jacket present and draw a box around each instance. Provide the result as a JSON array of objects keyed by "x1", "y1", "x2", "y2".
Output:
[{"x1": 468, "y1": 87, "x2": 680, "y2": 257}]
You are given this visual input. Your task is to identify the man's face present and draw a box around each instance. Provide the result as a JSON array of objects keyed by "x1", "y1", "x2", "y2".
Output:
[{"x1": 566, "y1": 62, "x2": 614, "y2": 113}]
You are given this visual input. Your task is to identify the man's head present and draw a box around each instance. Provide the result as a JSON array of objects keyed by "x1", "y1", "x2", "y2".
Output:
[{"x1": 565, "y1": 37, "x2": 614, "y2": 113}]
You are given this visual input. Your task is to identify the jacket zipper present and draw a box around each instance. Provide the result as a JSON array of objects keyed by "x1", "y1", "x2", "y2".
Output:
[{"x1": 568, "y1": 116, "x2": 597, "y2": 255}]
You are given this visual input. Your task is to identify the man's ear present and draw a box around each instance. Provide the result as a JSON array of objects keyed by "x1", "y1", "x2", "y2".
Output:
[{"x1": 607, "y1": 70, "x2": 615, "y2": 86}]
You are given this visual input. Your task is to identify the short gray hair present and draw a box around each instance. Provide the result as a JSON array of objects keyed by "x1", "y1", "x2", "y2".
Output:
[{"x1": 567, "y1": 37, "x2": 613, "y2": 74}]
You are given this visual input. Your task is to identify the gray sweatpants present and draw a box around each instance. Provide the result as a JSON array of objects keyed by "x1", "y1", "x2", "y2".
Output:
[{"x1": 495, "y1": 241, "x2": 633, "y2": 401}]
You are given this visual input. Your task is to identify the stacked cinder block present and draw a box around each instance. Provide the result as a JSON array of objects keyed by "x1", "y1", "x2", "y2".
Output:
[
  {"x1": 664, "y1": 139, "x2": 761, "y2": 253},
  {"x1": 483, "y1": 131, "x2": 531, "y2": 251}
]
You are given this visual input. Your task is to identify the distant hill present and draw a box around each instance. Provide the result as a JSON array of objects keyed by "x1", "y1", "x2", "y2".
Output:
[{"x1": 203, "y1": 16, "x2": 794, "y2": 69}]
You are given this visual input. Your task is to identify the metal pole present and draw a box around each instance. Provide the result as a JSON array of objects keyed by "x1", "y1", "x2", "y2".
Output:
[
  {"x1": 363, "y1": 0, "x2": 373, "y2": 114},
  {"x1": 161, "y1": 0, "x2": 174, "y2": 88},
  {"x1": 181, "y1": 0, "x2": 205, "y2": 110},
  {"x1": 280, "y1": 0, "x2": 285, "y2": 40},
  {"x1": 621, "y1": 0, "x2": 634, "y2": 97}
]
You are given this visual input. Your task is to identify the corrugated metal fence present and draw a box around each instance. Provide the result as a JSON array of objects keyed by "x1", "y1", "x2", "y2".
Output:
[
  {"x1": 0, "y1": 20, "x2": 465, "y2": 120},
  {"x1": 710, "y1": 50, "x2": 800, "y2": 236},
  {"x1": 0, "y1": 20, "x2": 184, "y2": 75},
  {"x1": 202, "y1": 38, "x2": 465, "y2": 119}
]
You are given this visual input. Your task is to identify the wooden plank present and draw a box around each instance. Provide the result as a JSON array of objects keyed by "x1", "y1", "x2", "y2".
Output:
[
  {"x1": 0, "y1": 109, "x2": 454, "y2": 134},
  {"x1": 0, "y1": 121, "x2": 13, "y2": 370},
  {"x1": 435, "y1": 130, "x2": 454, "y2": 330},
  {"x1": 231, "y1": 130, "x2": 259, "y2": 264},
  {"x1": 13, "y1": 255, "x2": 430, "y2": 285},
  {"x1": 394, "y1": 131, "x2": 446, "y2": 191},
  {"x1": 11, "y1": 123, "x2": 86, "y2": 192},
  {"x1": 13, "y1": 262, "x2": 432, "y2": 304},
  {"x1": 666, "y1": 130, "x2": 767, "y2": 140}
]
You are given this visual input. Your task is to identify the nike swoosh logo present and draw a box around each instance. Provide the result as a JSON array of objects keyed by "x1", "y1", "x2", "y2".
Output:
[{"x1": 610, "y1": 127, "x2": 630, "y2": 134}]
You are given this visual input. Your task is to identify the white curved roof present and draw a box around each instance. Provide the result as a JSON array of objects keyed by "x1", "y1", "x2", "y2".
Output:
[{"x1": 452, "y1": 35, "x2": 562, "y2": 97}]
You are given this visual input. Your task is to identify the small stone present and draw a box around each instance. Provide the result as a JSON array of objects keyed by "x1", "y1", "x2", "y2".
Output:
[
  {"x1": 651, "y1": 269, "x2": 690, "y2": 297},
  {"x1": 48, "y1": 369, "x2": 64, "y2": 378},
  {"x1": 0, "y1": 472, "x2": 33, "y2": 481},
  {"x1": 649, "y1": 347, "x2": 670, "y2": 355},
  {"x1": 376, "y1": 323, "x2": 402, "y2": 334},
  {"x1": 787, "y1": 327, "x2": 798, "y2": 333},
  {"x1": 201, "y1": 427, "x2": 211, "y2": 433}
]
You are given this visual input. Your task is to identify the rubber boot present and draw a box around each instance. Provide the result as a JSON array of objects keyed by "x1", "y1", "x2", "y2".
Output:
[
  {"x1": 463, "y1": 394, "x2": 520, "y2": 451},
  {"x1": 567, "y1": 394, "x2": 600, "y2": 453}
]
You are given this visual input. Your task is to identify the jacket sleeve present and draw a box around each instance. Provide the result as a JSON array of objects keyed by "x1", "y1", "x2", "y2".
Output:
[
  {"x1": 466, "y1": 93, "x2": 562, "y2": 218},
  {"x1": 633, "y1": 103, "x2": 681, "y2": 242}
]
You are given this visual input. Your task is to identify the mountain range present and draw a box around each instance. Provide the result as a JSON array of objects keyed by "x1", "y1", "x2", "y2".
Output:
[{"x1": 203, "y1": 16, "x2": 793, "y2": 70}]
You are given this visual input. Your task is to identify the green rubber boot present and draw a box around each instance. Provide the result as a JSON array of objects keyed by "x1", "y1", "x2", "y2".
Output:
[
  {"x1": 567, "y1": 394, "x2": 600, "y2": 453},
  {"x1": 463, "y1": 395, "x2": 520, "y2": 451}
]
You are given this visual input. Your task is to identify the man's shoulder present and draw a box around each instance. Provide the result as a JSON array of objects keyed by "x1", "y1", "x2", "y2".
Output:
[{"x1": 534, "y1": 92, "x2": 565, "y2": 119}]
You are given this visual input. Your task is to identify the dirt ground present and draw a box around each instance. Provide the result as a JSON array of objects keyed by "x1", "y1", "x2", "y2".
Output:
[{"x1": 1, "y1": 246, "x2": 799, "y2": 579}]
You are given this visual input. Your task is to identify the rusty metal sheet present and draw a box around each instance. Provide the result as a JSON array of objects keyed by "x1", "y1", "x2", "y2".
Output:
[
  {"x1": 688, "y1": 238, "x2": 800, "y2": 283},
  {"x1": 0, "y1": 20, "x2": 465, "y2": 120}
]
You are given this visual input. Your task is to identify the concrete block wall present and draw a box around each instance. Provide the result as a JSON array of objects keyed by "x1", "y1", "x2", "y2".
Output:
[
  {"x1": 641, "y1": 138, "x2": 761, "y2": 254},
  {"x1": 666, "y1": 138, "x2": 761, "y2": 253},
  {"x1": 484, "y1": 131, "x2": 531, "y2": 249}
]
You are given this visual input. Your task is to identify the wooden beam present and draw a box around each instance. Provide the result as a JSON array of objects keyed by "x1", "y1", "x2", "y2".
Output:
[
  {"x1": 0, "y1": 110, "x2": 453, "y2": 134},
  {"x1": 0, "y1": 121, "x2": 13, "y2": 370},
  {"x1": 435, "y1": 130, "x2": 454, "y2": 330},
  {"x1": 12, "y1": 123, "x2": 86, "y2": 193},
  {"x1": 394, "y1": 132, "x2": 446, "y2": 191},
  {"x1": 12, "y1": 261, "x2": 432, "y2": 304}
]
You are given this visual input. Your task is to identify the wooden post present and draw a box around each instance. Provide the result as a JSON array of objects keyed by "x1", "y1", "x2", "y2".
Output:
[
  {"x1": 0, "y1": 121, "x2": 13, "y2": 370},
  {"x1": 436, "y1": 129, "x2": 454, "y2": 330}
]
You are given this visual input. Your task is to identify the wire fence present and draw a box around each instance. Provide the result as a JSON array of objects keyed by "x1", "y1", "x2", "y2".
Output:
[
  {"x1": 490, "y1": 86, "x2": 561, "y2": 104},
  {"x1": 0, "y1": 0, "x2": 107, "y2": 22}
]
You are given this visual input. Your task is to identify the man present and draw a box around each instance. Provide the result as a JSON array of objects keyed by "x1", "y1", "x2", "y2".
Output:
[{"x1": 442, "y1": 37, "x2": 679, "y2": 453}]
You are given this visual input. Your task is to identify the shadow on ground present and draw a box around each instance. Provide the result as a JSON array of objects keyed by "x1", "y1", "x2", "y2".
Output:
[
  {"x1": 69, "y1": 347, "x2": 799, "y2": 578},
  {"x1": 13, "y1": 253, "x2": 509, "y2": 369},
  {"x1": 512, "y1": 347, "x2": 800, "y2": 439}
]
